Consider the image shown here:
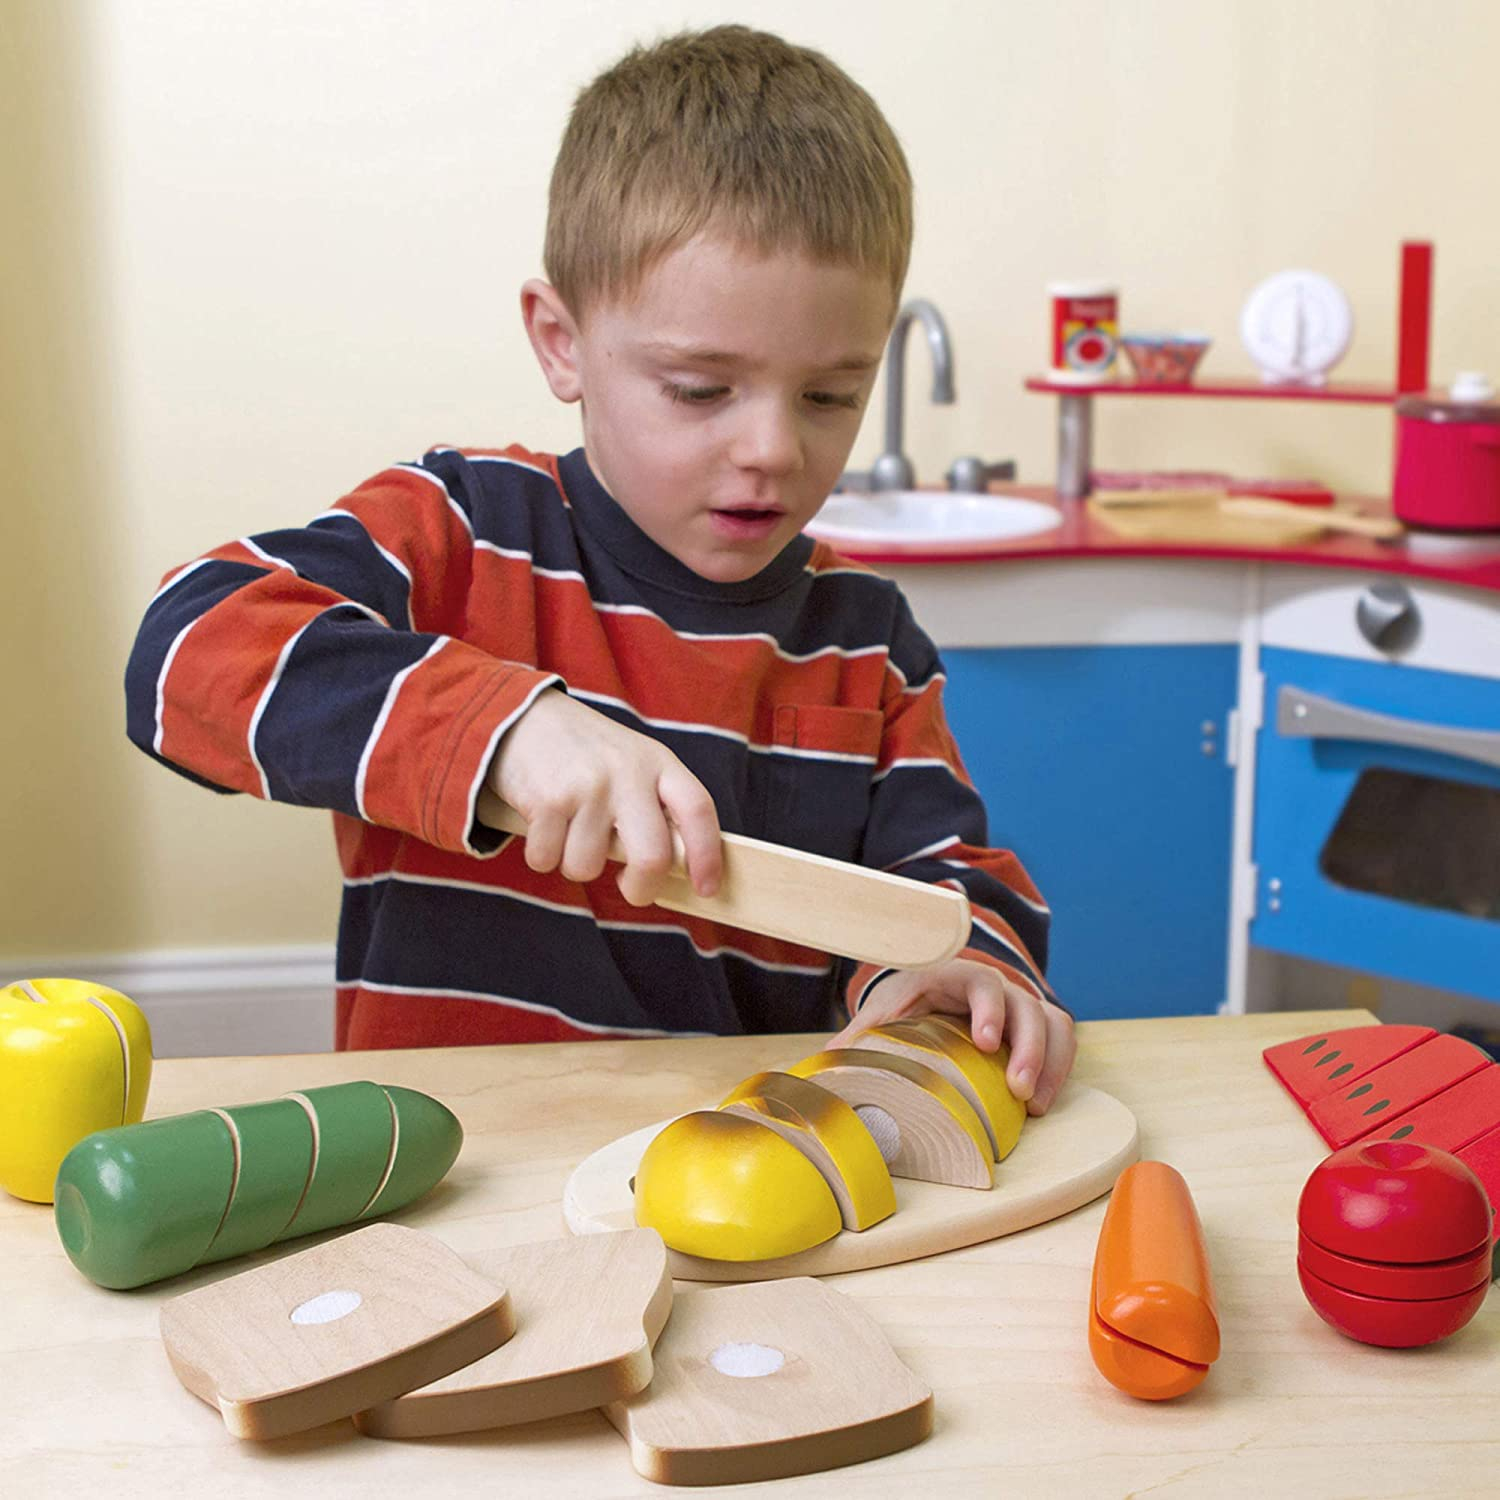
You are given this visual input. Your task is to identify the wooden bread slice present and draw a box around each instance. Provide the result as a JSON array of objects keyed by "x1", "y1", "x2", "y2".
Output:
[
  {"x1": 605, "y1": 1277, "x2": 933, "y2": 1485},
  {"x1": 719, "y1": 1071, "x2": 896, "y2": 1231},
  {"x1": 852, "y1": 1016, "x2": 1026, "y2": 1162},
  {"x1": 355, "y1": 1228, "x2": 671, "y2": 1438},
  {"x1": 786, "y1": 1049, "x2": 992, "y2": 1189},
  {"x1": 158, "y1": 1222, "x2": 513, "y2": 1440}
]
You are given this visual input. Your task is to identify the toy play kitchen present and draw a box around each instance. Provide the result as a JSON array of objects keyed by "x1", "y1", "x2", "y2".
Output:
[{"x1": 809, "y1": 237, "x2": 1500, "y2": 1031}]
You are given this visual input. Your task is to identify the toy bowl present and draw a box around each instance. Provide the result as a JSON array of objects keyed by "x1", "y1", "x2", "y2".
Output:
[{"x1": 1121, "y1": 333, "x2": 1212, "y2": 386}]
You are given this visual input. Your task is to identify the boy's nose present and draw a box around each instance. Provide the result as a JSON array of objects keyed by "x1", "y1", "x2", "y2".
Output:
[{"x1": 729, "y1": 400, "x2": 803, "y2": 476}]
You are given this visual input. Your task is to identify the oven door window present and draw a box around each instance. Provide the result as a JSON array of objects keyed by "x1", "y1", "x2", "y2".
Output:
[{"x1": 1319, "y1": 767, "x2": 1500, "y2": 922}]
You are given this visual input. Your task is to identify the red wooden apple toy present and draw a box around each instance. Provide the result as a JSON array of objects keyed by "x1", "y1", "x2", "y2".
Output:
[{"x1": 1297, "y1": 1140, "x2": 1493, "y2": 1348}]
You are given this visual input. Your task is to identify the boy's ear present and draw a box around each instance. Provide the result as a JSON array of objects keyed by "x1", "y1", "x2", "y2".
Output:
[{"x1": 521, "y1": 279, "x2": 583, "y2": 404}]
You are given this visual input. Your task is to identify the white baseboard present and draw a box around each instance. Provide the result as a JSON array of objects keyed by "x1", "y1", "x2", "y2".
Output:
[{"x1": 1, "y1": 945, "x2": 337, "y2": 1058}]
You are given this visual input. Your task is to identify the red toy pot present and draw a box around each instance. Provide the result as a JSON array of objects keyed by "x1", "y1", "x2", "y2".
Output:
[
  {"x1": 1297, "y1": 1140, "x2": 1493, "y2": 1349},
  {"x1": 1393, "y1": 383, "x2": 1500, "y2": 532}
]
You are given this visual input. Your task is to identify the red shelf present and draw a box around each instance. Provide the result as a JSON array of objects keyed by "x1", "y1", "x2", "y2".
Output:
[{"x1": 1024, "y1": 375, "x2": 1398, "y2": 405}]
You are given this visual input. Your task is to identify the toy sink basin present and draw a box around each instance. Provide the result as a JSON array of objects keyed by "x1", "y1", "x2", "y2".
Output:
[{"x1": 809, "y1": 490, "x2": 1063, "y2": 547}]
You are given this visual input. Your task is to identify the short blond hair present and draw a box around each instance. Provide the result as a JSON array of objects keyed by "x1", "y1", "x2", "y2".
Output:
[{"x1": 544, "y1": 26, "x2": 912, "y2": 323}]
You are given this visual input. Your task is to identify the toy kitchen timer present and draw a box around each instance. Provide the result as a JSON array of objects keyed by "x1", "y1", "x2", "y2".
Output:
[{"x1": 1239, "y1": 269, "x2": 1354, "y2": 387}]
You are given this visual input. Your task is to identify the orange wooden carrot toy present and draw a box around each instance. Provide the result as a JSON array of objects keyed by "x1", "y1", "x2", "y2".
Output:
[{"x1": 1088, "y1": 1160, "x2": 1220, "y2": 1400}]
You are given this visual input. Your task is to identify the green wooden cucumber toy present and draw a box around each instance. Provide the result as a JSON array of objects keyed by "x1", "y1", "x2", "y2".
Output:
[{"x1": 52, "y1": 1081, "x2": 462, "y2": 1289}]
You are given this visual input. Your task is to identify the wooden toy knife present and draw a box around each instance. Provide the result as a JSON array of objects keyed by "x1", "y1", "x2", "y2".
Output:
[{"x1": 475, "y1": 789, "x2": 970, "y2": 969}]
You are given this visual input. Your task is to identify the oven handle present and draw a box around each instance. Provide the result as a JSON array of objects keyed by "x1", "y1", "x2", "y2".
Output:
[{"x1": 1277, "y1": 686, "x2": 1500, "y2": 772}]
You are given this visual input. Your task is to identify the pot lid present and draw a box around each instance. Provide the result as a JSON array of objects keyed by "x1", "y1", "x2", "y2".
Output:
[{"x1": 1397, "y1": 371, "x2": 1500, "y2": 423}]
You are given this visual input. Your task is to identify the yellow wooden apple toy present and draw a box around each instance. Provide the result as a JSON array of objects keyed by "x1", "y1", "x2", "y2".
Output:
[{"x1": 0, "y1": 977, "x2": 153, "y2": 1203}]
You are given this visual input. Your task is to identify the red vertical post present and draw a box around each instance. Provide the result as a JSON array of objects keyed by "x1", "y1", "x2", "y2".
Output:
[{"x1": 1397, "y1": 241, "x2": 1433, "y2": 394}]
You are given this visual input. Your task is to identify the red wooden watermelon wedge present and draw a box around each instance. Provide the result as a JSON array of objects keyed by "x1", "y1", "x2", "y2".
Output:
[
  {"x1": 1307, "y1": 1034, "x2": 1491, "y2": 1149},
  {"x1": 1456, "y1": 1124, "x2": 1500, "y2": 1258},
  {"x1": 1262, "y1": 1025, "x2": 1435, "y2": 1110},
  {"x1": 1362, "y1": 1064, "x2": 1500, "y2": 1155}
]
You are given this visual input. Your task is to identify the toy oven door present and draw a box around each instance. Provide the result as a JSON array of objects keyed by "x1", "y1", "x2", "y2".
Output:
[{"x1": 1250, "y1": 646, "x2": 1500, "y2": 1003}]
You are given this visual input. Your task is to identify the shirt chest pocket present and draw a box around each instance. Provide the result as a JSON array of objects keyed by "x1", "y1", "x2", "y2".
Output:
[{"x1": 759, "y1": 704, "x2": 884, "y2": 861}]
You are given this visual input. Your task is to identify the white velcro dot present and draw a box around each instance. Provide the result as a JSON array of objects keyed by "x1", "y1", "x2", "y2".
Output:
[
  {"x1": 290, "y1": 1289, "x2": 364, "y2": 1325},
  {"x1": 709, "y1": 1342, "x2": 785, "y2": 1378},
  {"x1": 855, "y1": 1104, "x2": 902, "y2": 1162}
]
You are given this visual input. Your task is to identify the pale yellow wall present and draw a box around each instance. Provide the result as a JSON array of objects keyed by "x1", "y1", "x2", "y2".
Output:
[{"x1": 4, "y1": 0, "x2": 1498, "y2": 963}]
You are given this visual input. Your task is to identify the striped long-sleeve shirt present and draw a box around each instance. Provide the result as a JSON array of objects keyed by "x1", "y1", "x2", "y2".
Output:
[{"x1": 124, "y1": 444, "x2": 1052, "y2": 1049}]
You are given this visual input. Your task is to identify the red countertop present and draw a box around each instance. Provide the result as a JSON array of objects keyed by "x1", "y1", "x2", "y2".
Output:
[{"x1": 816, "y1": 486, "x2": 1500, "y2": 594}]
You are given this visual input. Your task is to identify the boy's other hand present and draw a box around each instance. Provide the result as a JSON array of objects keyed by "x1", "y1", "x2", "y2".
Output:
[
  {"x1": 825, "y1": 959, "x2": 1076, "y2": 1116},
  {"x1": 487, "y1": 689, "x2": 723, "y2": 906}
]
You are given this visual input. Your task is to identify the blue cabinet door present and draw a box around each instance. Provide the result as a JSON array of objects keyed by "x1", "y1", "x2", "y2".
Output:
[{"x1": 941, "y1": 645, "x2": 1238, "y2": 1020}]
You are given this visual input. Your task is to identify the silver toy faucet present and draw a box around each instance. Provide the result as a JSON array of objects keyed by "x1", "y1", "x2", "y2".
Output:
[{"x1": 870, "y1": 298, "x2": 955, "y2": 492}]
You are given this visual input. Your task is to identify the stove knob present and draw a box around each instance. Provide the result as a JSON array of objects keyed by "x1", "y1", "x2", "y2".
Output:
[{"x1": 1355, "y1": 581, "x2": 1419, "y2": 654}]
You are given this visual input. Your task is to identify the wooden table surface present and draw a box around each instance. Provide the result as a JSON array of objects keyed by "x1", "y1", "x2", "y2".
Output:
[{"x1": 4, "y1": 1009, "x2": 1497, "y2": 1498}]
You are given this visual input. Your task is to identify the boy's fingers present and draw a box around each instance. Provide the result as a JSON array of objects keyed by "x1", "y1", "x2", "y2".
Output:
[
  {"x1": 1028, "y1": 1005, "x2": 1077, "y2": 1116},
  {"x1": 612, "y1": 797, "x2": 676, "y2": 907},
  {"x1": 961, "y1": 975, "x2": 1008, "y2": 1057},
  {"x1": 559, "y1": 799, "x2": 613, "y2": 885},
  {"x1": 661, "y1": 772, "x2": 723, "y2": 898},
  {"x1": 988, "y1": 980, "x2": 1046, "y2": 1102},
  {"x1": 520, "y1": 807, "x2": 566, "y2": 874}
]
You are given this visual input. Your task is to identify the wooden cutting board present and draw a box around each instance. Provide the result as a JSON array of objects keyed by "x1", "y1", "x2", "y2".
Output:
[
  {"x1": 565, "y1": 1079, "x2": 1139, "y2": 1280},
  {"x1": 1088, "y1": 497, "x2": 1328, "y2": 546},
  {"x1": 605, "y1": 1277, "x2": 933, "y2": 1485}
]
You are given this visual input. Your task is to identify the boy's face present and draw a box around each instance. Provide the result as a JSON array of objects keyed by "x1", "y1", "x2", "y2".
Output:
[{"x1": 524, "y1": 233, "x2": 893, "y2": 583}]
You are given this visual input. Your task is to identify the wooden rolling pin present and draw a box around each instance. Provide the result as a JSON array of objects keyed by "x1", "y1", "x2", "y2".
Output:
[{"x1": 475, "y1": 789, "x2": 970, "y2": 970}]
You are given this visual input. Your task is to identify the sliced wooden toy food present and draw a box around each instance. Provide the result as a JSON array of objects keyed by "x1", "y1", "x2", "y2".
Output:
[
  {"x1": 1089, "y1": 1160, "x2": 1219, "y2": 1401},
  {"x1": 851, "y1": 1016, "x2": 1026, "y2": 1161},
  {"x1": 1307, "y1": 1034, "x2": 1491, "y2": 1148},
  {"x1": 1455, "y1": 1124, "x2": 1500, "y2": 1271},
  {"x1": 53, "y1": 1081, "x2": 462, "y2": 1289},
  {"x1": 159, "y1": 1223, "x2": 513, "y2": 1440},
  {"x1": 1263, "y1": 1024, "x2": 1436, "y2": 1109},
  {"x1": 633, "y1": 1110, "x2": 842, "y2": 1260},
  {"x1": 719, "y1": 1070, "x2": 896, "y2": 1231},
  {"x1": 356, "y1": 1227, "x2": 670, "y2": 1438},
  {"x1": 787, "y1": 1048, "x2": 992, "y2": 1189},
  {"x1": 606, "y1": 1276, "x2": 932, "y2": 1486},
  {"x1": 566, "y1": 1082, "x2": 1142, "y2": 1280},
  {"x1": 1362, "y1": 1063, "x2": 1500, "y2": 1155},
  {"x1": 0, "y1": 976, "x2": 153, "y2": 1204}
]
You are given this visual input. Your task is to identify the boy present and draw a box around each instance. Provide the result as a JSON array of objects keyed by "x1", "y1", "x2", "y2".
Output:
[{"x1": 124, "y1": 26, "x2": 1075, "y2": 1113}]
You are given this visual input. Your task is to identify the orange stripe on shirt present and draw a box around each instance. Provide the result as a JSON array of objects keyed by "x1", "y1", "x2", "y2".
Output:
[{"x1": 158, "y1": 571, "x2": 352, "y2": 794}]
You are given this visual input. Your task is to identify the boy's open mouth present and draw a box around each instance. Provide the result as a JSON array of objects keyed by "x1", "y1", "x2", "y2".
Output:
[{"x1": 709, "y1": 506, "x2": 785, "y2": 538}]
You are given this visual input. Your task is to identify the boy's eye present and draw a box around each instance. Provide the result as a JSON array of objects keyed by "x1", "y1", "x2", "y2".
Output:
[
  {"x1": 805, "y1": 390, "x2": 862, "y2": 411},
  {"x1": 661, "y1": 381, "x2": 728, "y2": 404}
]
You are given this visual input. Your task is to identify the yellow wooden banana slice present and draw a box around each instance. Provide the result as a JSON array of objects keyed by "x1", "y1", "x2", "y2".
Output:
[
  {"x1": 719, "y1": 1071, "x2": 896, "y2": 1231},
  {"x1": 634, "y1": 1111, "x2": 841, "y2": 1261},
  {"x1": 854, "y1": 1017, "x2": 1026, "y2": 1162},
  {"x1": 787, "y1": 1049, "x2": 992, "y2": 1189}
]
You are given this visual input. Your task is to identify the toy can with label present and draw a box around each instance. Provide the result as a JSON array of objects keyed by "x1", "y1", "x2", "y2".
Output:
[{"x1": 1049, "y1": 282, "x2": 1119, "y2": 381}]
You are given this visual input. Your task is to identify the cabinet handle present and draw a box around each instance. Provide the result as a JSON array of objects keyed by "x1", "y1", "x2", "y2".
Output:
[{"x1": 1277, "y1": 686, "x2": 1500, "y2": 772}]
